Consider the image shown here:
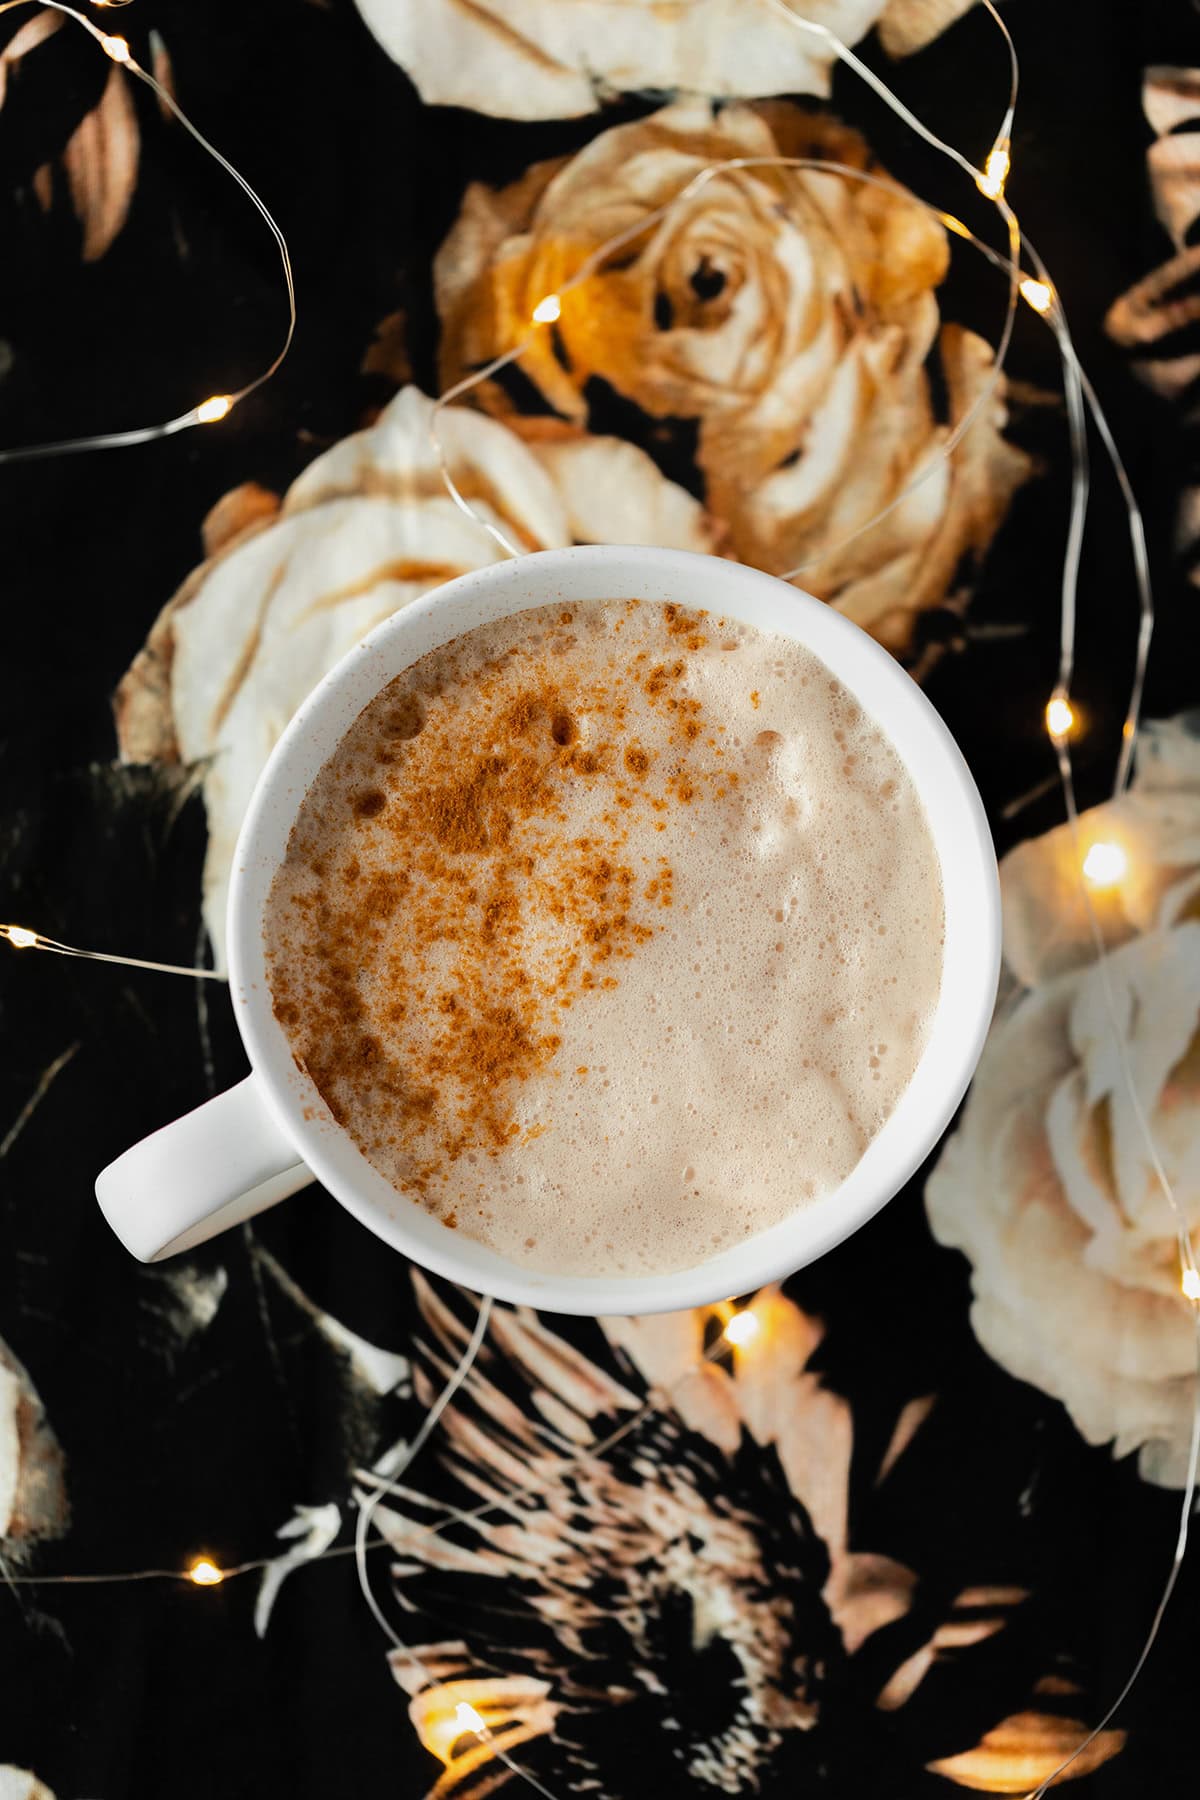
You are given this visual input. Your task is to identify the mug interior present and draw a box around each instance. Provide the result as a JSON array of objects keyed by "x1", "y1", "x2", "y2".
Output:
[{"x1": 228, "y1": 546, "x2": 999, "y2": 1315}]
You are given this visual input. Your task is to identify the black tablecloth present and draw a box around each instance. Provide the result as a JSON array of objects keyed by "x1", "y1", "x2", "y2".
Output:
[{"x1": 2, "y1": 2, "x2": 1198, "y2": 1795}]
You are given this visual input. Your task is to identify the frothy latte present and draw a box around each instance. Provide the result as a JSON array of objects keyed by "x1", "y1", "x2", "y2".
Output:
[{"x1": 265, "y1": 599, "x2": 944, "y2": 1276}]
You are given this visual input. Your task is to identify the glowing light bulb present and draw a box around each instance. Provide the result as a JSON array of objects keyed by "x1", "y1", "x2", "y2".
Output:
[
  {"x1": 1020, "y1": 277, "x2": 1054, "y2": 315},
  {"x1": 2, "y1": 925, "x2": 39, "y2": 949},
  {"x1": 1082, "y1": 841, "x2": 1127, "y2": 889},
  {"x1": 1183, "y1": 1267, "x2": 1200, "y2": 1301},
  {"x1": 723, "y1": 1309, "x2": 759, "y2": 1348},
  {"x1": 532, "y1": 294, "x2": 562, "y2": 325},
  {"x1": 976, "y1": 145, "x2": 1010, "y2": 201},
  {"x1": 99, "y1": 33, "x2": 131, "y2": 63},
  {"x1": 1044, "y1": 694, "x2": 1074, "y2": 741},
  {"x1": 195, "y1": 394, "x2": 233, "y2": 424},
  {"x1": 454, "y1": 1703, "x2": 486, "y2": 1735},
  {"x1": 188, "y1": 1558, "x2": 224, "y2": 1586},
  {"x1": 941, "y1": 213, "x2": 971, "y2": 239}
]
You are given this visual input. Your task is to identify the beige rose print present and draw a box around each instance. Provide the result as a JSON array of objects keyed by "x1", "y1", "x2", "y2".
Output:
[
  {"x1": 435, "y1": 101, "x2": 1030, "y2": 657},
  {"x1": 353, "y1": 0, "x2": 977, "y2": 121},
  {"x1": 928, "y1": 716, "x2": 1200, "y2": 1488}
]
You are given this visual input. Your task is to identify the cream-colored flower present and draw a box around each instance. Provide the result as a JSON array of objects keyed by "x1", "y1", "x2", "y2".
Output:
[
  {"x1": 354, "y1": 0, "x2": 976, "y2": 120},
  {"x1": 928, "y1": 716, "x2": 1200, "y2": 1487},
  {"x1": 114, "y1": 385, "x2": 711, "y2": 965},
  {"x1": 0, "y1": 1771, "x2": 58, "y2": 1800},
  {"x1": 436, "y1": 100, "x2": 1029, "y2": 656}
]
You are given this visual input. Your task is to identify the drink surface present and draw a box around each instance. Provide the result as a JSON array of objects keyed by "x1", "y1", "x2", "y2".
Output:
[{"x1": 265, "y1": 598, "x2": 944, "y2": 1276}]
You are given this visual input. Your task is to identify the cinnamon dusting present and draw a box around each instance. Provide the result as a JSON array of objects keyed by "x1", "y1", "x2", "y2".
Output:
[{"x1": 268, "y1": 601, "x2": 719, "y2": 1206}]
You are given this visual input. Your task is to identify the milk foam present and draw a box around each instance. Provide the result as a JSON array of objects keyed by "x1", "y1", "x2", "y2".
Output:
[{"x1": 265, "y1": 599, "x2": 944, "y2": 1277}]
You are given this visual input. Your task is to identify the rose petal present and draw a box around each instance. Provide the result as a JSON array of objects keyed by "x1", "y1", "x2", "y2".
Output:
[
  {"x1": 926, "y1": 1710, "x2": 1125, "y2": 1791},
  {"x1": 530, "y1": 434, "x2": 714, "y2": 550},
  {"x1": 1143, "y1": 65, "x2": 1200, "y2": 139},
  {"x1": 1148, "y1": 131, "x2": 1200, "y2": 252},
  {"x1": 876, "y1": 1393, "x2": 935, "y2": 1482},
  {"x1": 877, "y1": 0, "x2": 977, "y2": 57},
  {"x1": 61, "y1": 62, "x2": 139, "y2": 262},
  {"x1": 0, "y1": 1771, "x2": 59, "y2": 1800},
  {"x1": 253, "y1": 1502, "x2": 342, "y2": 1638},
  {"x1": 354, "y1": 0, "x2": 904, "y2": 121}
]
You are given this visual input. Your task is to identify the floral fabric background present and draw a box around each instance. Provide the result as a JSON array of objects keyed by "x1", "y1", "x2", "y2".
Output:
[{"x1": 1, "y1": 0, "x2": 1199, "y2": 1795}]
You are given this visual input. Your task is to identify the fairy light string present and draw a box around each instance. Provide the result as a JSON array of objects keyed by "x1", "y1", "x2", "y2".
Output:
[
  {"x1": 0, "y1": 1299, "x2": 764, "y2": 1595},
  {"x1": 345, "y1": 1294, "x2": 565, "y2": 1797},
  {"x1": 348, "y1": 1297, "x2": 568, "y2": 1798},
  {"x1": 711, "y1": 19, "x2": 1200, "y2": 1791},
  {"x1": 0, "y1": 922, "x2": 225, "y2": 980},
  {"x1": 1, "y1": 5, "x2": 1196, "y2": 1794},
  {"x1": 432, "y1": 0, "x2": 1154, "y2": 812},
  {"x1": 431, "y1": 0, "x2": 1028, "y2": 595},
  {"x1": 0, "y1": 0, "x2": 295, "y2": 462},
  {"x1": 2, "y1": 1296, "x2": 765, "y2": 1799},
  {"x1": 426, "y1": 7, "x2": 1200, "y2": 1792},
  {"x1": 769, "y1": 0, "x2": 1154, "y2": 802},
  {"x1": 1022, "y1": 745, "x2": 1200, "y2": 1800}
]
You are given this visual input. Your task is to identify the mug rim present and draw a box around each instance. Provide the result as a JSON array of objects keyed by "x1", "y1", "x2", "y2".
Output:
[{"x1": 227, "y1": 545, "x2": 999, "y2": 1314}]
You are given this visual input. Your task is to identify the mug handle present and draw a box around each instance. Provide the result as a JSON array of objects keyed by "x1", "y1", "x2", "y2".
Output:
[{"x1": 95, "y1": 1076, "x2": 313, "y2": 1262}]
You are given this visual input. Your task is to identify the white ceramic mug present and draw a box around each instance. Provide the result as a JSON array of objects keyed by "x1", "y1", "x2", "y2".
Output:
[{"x1": 95, "y1": 545, "x2": 999, "y2": 1314}]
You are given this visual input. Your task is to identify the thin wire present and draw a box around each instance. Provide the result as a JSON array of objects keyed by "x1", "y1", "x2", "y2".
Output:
[
  {"x1": 347, "y1": 1295, "x2": 562, "y2": 1800},
  {"x1": 1016, "y1": 757, "x2": 1200, "y2": 1800},
  {"x1": 1, "y1": 1318, "x2": 744, "y2": 1587},
  {"x1": 3, "y1": 1563, "x2": 199, "y2": 1586},
  {"x1": 360, "y1": 1367, "x2": 666, "y2": 1522},
  {"x1": 1054, "y1": 768, "x2": 1199, "y2": 1278},
  {"x1": 432, "y1": 347, "x2": 531, "y2": 558},
  {"x1": 0, "y1": 0, "x2": 295, "y2": 463},
  {"x1": 124, "y1": 47, "x2": 296, "y2": 409},
  {"x1": 0, "y1": 1535, "x2": 375, "y2": 1587},
  {"x1": 763, "y1": 0, "x2": 1152, "y2": 796},
  {"x1": 1004, "y1": 203, "x2": 1198, "y2": 1800},
  {"x1": 0, "y1": 924, "x2": 226, "y2": 981},
  {"x1": 1049, "y1": 293, "x2": 1089, "y2": 709},
  {"x1": 764, "y1": 0, "x2": 1002, "y2": 190},
  {"x1": 986, "y1": 207, "x2": 1197, "y2": 1800},
  {"x1": 908, "y1": 212, "x2": 1154, "y2": 800},
  {"x1": 980, "y1": 0, "x2": 1019, "y2": 158},
  {"x1": 353, "y1": 1292, "x2": 494, "y2": 1650},
  {"x1": 1026, "y1": 1324, "x2": 1200, "y2": 1798},
  {"x1": 0, "y1": 1403, "x2": 661, "y2": 1586},
  {"x1": 9, "y1": 1249, "x2": 1190, "y2": 1800},
  {"x1": 1024, "y1": 239, "x2": 1153, "y2": 795},
  {"x1": 1025, "y1": 769, "x2": 1200, "y2": 1800},
  {"x1": 1074, "y1": 360, "x2": 1154, "y2": 799},
  {"x1": 1003, "y1": 220, "x2": 1187, "y2": 1261}
]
